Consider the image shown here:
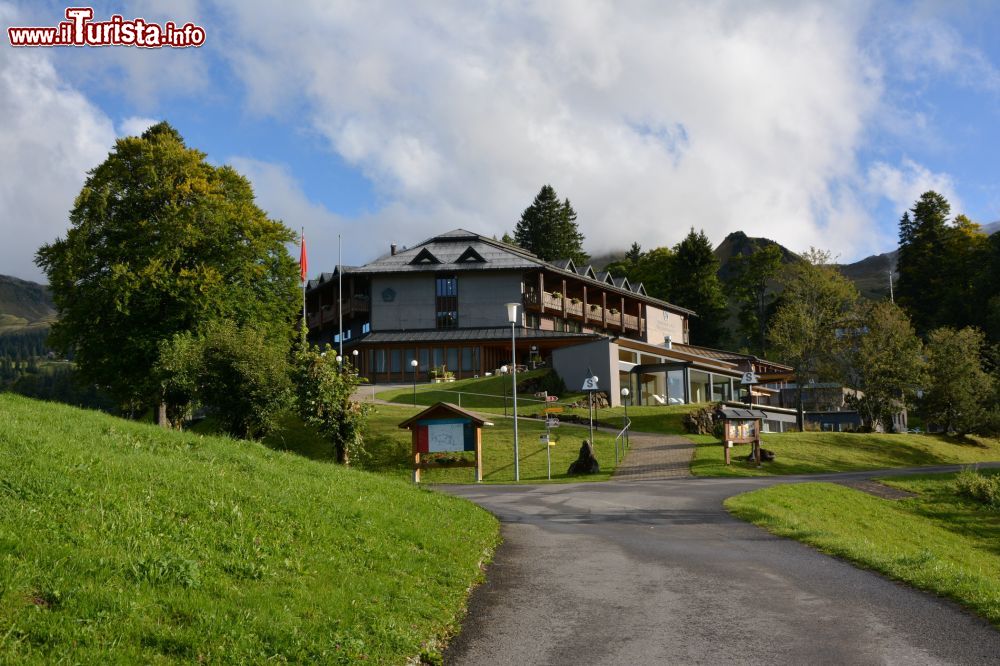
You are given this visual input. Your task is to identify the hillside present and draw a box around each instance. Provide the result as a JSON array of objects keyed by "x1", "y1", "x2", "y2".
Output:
[
  {"x1": 0, "y1": 394, "x2": 498, "y2": 663},
  {"x1": 0, "y1": 275, "x2": 55, "y2": 333}
]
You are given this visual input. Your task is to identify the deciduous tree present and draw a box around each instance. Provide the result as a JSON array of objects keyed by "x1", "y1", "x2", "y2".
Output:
[
  {"x1": 36, "y1": 122, "x2": 299, "y2": 421},
  {"x1": 769, "y1": 251, "x2": 859, "y2": 429},
  {"x1": 847, "y1": 301, "x2": 926, "y2": 432},
  {"x1": 922, "y1": 327, "x2": 994, "y2": 436}
]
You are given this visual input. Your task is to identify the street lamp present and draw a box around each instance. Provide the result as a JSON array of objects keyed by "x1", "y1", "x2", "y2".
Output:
[
  {"x1": 352, "y1": 349, "x2": 359, "y2": 364},
  {"x1": 620, "y1": 387, "x2": 630, "y2": 450},
  {"x1": 410, "y1": 358, "x2": 419, "y2": 407},
  {"x1": 505, "y1": 302, "x2": 520, "y2": 482}
]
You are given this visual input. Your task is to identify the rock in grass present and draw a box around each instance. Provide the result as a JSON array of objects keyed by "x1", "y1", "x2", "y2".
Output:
[{"x1": 567, "y1": 440, "x2": 600, "y2": 475}]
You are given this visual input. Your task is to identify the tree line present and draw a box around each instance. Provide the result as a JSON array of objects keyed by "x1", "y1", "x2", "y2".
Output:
[{"x1": 509, "y1": 185, "x2": 998, "y2": 435}]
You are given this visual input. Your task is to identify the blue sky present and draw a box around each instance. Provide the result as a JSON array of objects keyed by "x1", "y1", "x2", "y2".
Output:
[{"x1": 2, "y1": 1, "x2": 999, "y2": 282}]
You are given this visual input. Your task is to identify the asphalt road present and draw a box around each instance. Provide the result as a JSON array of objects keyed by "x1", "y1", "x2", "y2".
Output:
[{"x1": 442, "y1": 465, "x2": 1000, "y2": 665}]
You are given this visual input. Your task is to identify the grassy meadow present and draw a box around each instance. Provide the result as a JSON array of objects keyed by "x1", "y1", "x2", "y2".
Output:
[
  {"x1": 725, "y1": 469, "x2": 1000, "y2": 626},
  {"x1": 692, "y1": 430, "x2": 1000, "y2": 477},
  {"x1": 0, "y1": 393, "x2": 499, "y2": 664}
]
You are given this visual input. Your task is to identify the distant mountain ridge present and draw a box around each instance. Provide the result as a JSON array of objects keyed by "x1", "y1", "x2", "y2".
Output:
[{"x1": 0, "y1": 275, "x2": 55, "y2": 333}]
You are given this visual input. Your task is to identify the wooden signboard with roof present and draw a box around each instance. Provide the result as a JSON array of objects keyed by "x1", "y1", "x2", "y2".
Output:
[
  {"x1": 399, "y1": 402, "x2": 491, "y2": 483},
  {"x1": 720, "y1": 407, "x2": 767, "y2": 466}
]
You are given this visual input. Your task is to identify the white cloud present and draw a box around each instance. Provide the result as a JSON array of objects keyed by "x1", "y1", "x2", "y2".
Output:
[
  {"x1": 866, "y1": 158, "x2": 961, "y2": 218},
  {"x1": 118, "y1": 116, "x2": 159, "y2": 137},
  {"x1": 217, "y1": 0, "x2": 885, "y2": 262},
  {"x1": 0, "y1": 6, "x2": 117, "y2": 281},
  {"x1": 887, "y1": 15, "x2": 1000, "y2": 94}
]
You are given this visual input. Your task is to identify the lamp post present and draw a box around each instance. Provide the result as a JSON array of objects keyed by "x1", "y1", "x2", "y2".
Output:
[
  {"x1": 621, "y1": 387, "x2": 630, "y2": 451},
  {"x1": 410, "y1": 359, "x2": 419, "y2": 407},
  {"x1": 505, "y1": 302, "x2": 520, "y2": 482}
]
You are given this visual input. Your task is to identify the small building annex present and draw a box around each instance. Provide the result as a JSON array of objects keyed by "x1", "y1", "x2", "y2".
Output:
[{"x1": 305, "y1": 229, "x2": 793, "y2": 409}]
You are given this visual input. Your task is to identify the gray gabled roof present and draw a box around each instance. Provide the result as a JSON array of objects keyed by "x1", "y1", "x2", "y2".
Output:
[{"x1": 309, "y1": 228, "x2": 695, "y2": 316}]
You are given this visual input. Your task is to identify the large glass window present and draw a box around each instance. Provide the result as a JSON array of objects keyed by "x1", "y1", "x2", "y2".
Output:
[
  {"x1": 667, "y1": 370, "x2": 685, "y2": 403},
  {"x1": 418, "y1": 349, "x2": 430, "y2": 372},
  {"x1": 447, "y1": 347, "x2": 459, "y2": 373},
  {"x1": 436, "y1": 276, "x2": 458, "y2": 329},
  {"x1": 619, "y1": 349, "x2": 638, "y2": 364},
  {"x1": 404, "y1": 349, "x2": 416, "y2": 371},
  {"x1": 390, "y1": 349, "x2": 402, "y2": 373},
  {"x1": 689, "y1": 370, "x2": 711, "y2": 403},
  {"x1": 432, "y1": 348, "x2": 444, "y2": 369},
  {"x1": 712, "y1": 376, "x2": 732, "y2": 402}
]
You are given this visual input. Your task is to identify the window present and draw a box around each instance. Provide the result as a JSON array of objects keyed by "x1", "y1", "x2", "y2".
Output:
[
  {"x1": 432, "y1": 348, "x2": 444, "y2": 369},
  {"x1": 362, "y1": 322, "x2": 371, "y2": 334},
  {"x1": 525, "y1": 313, "x2": 541, "y2": 329},
  {"x1": 390, "y1": 349, "x2": 402, "y2": 373},
  {"x1": 436, "y1": 276, "x2": 458, "y2": 329},
  {"x1": 418, "y1": 349, "x2": 429, "y2": 372},
  {"x1": 447, "y1": 347, "x2": 459, "y2": 373},
  {"x1": 619, "y1": 349, "x2": 638, "y2": 364},
  {"x1": 461, "y1": 347, "x2": 475, "y2": 372}
]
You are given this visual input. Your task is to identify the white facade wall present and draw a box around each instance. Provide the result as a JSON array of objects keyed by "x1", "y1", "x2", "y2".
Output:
[
  {"x1": 370, "y1": 271, "x2": 524, "y2": 330},
  {"x1": 552, "y1": 339, "x2": 621, "y2": 407},
  {"x1": 644, "y1": 304, "x2": 686, "y2": 345}
]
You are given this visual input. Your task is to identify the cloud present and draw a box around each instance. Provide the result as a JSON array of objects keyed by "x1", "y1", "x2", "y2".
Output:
[
  {"x1": 866, "y1": 158, "x2": 961, "y2": 218},
  {"x1": 118, "y1": 116, "x2": 159, "y2": 137},
  {"x1": 0, "y1": 6, "x2": 117, "y2": 281},
  {"x1": 216, "y1": 0, "x2": 886, "y2": 262},
  {"x1": 886, "y1": 15, "x2": 1000, "y2": 95}
]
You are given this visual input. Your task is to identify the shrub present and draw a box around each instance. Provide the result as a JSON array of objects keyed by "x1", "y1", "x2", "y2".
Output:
[{"x1": 955, "y1": 467, "x2": 1000, "y2": 509}]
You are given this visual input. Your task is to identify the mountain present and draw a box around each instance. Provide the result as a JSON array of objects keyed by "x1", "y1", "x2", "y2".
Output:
[
  {"x1": 0, "y1": 274, "x2": 56, "y2": 333},
  {"x1": 713, "y1": 231, "x2": 801, "y2": 282}
]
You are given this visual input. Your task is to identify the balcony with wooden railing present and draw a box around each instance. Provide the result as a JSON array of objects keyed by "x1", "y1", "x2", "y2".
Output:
[{"x1": 524, "y1": 288, "x2": 645, "y2": 334}]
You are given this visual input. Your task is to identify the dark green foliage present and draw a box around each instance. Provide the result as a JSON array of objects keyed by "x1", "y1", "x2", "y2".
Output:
[
  {"x1": 728, "y1": 244, "x2": 784, "y2": 355},
  {"x1": 36, "y1": 122, "x2": 300, "y2": 414},
  {"x1": 846, "y1": 301, "x2": 926, "y2": 432},
  {"x1": 955, "y1": 467, "x2": 1000, "y2": 509},
  {"x1": 157, "y1": 321, "x2": 293, "y2": 438},
  {"x1": 669, "y1": 228, "x2": 728, "y2": 346},
  {"x1": 513, "y1": 185, "x2": 589, "y2": 263},
  {"x1": 922, "y1": 327, "x2": 994, "y2": 435},
  {"x1": 897, "y1": 192, "x2": 992, "y2": 337},
  {"x1": 292, "y1": 338, "x2": 370, "y2": 464}
]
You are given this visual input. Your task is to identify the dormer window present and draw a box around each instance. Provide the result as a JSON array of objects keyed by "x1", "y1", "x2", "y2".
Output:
[
  {"x1": 410, "y1": 248, "x2": 442, "y2": 265},
  {"x1": 455, "y1": 246, "x2": 487, "y2": 264}
]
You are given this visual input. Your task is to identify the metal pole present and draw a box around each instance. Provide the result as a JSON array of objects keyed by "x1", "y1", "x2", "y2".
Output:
[
  {"x1": 888, "y1": 269, "x2": 894, "y2": 303},
  {"x1": 588, "y1": 391, "x2": 594, "y2": 448},
  {"x1": 546, "y1": 414, "x2": 551, "y2": 480},
  {"x1": 512, "y1": 321, "x2": 520, "y2": 482},
  {"x1": 623, "y1": 395, "x2": 629, "y2": 450},
  {"x1": 301, "y1": 227, "x2": 306, "y2": 328},
  {"x1": 412, "y1": 369, "x2": 416, "y2": 407},
  {"x1": 338, "y1": 234, "x2": 343, "y2": 358}
]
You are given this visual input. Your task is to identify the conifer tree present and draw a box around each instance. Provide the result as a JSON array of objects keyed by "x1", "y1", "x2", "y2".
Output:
[{"x1": 513, "y1": 185, "x2": 589, "y2": 263}]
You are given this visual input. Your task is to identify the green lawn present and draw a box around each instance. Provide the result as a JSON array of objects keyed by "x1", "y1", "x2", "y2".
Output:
[
  {"x1": 692, "y1": 430, "x2": 1000, "y2": 477},
  {"x1": 0, "y1": 393, "x2": 499, "y2": 664},
  {"x1": 365, "y1": 404, "x2": 621, "y2": 483},
  {"x1": 375, "y1": 369, "x2": 570, "y2": 410},
  {"x1": 725, "y1": 469, "x2": 1000, "y2": 627},
  {"x1": 376, "y1": 371, "x2": 711, "y2": 441}
]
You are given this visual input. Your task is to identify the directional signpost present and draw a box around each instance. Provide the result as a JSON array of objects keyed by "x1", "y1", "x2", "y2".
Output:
[
  {"x1": 582, "y1": 370, "x2": 600, "y2": 447},
  {"x1": 741, "y1": 371, "x2": 759, "y2": 407}
]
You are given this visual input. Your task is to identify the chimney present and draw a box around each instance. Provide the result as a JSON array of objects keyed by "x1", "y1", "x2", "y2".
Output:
[
  {"x1": 664, "y1": 335, "x2": 672, "y2": 350},
  {"x1": 390, "y1": 243, "x2": 397, "y2": 256}
]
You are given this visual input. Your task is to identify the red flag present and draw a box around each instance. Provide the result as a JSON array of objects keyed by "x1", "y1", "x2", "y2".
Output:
[{"x1": 299, "y1": 232, "x2": 308, "y2": 283}]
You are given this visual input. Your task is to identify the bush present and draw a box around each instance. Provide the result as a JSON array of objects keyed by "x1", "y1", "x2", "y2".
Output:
[{"x1": 955, "y1": 467, "x2": 1000, "y2": 509}]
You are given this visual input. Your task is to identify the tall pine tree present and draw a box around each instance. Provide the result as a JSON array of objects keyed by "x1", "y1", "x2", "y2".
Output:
[
  {"x1": 669, "y1": 228, "x2": 728, "y2": 347},
  {"x1": 513, "y1": 185, "x2": 589, "y2": 263}
]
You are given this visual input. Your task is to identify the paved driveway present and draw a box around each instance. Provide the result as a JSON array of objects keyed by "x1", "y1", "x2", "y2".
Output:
[{"x1": 442, "y1": 466, "x2": 1000, "y2": 665}]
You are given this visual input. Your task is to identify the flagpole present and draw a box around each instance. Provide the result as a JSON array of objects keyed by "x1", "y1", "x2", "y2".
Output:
[
  {"x1": 338, "y1": 233, "x2": 343, "y2": 358},
  {"x1": 301, "y1": 227, "x2": 306, "y2": 326}
]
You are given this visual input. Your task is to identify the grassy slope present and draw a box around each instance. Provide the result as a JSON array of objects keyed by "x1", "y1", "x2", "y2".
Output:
[
  {"x1": 0, "y1": 394, "x2": 498, "y2": 664},
  {"x1": 725, "y1": 470, "x2": 1000, "y2": 626},
  {"x1": 692, "y1": 431, "x2": 1000, "y2": 477}
]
